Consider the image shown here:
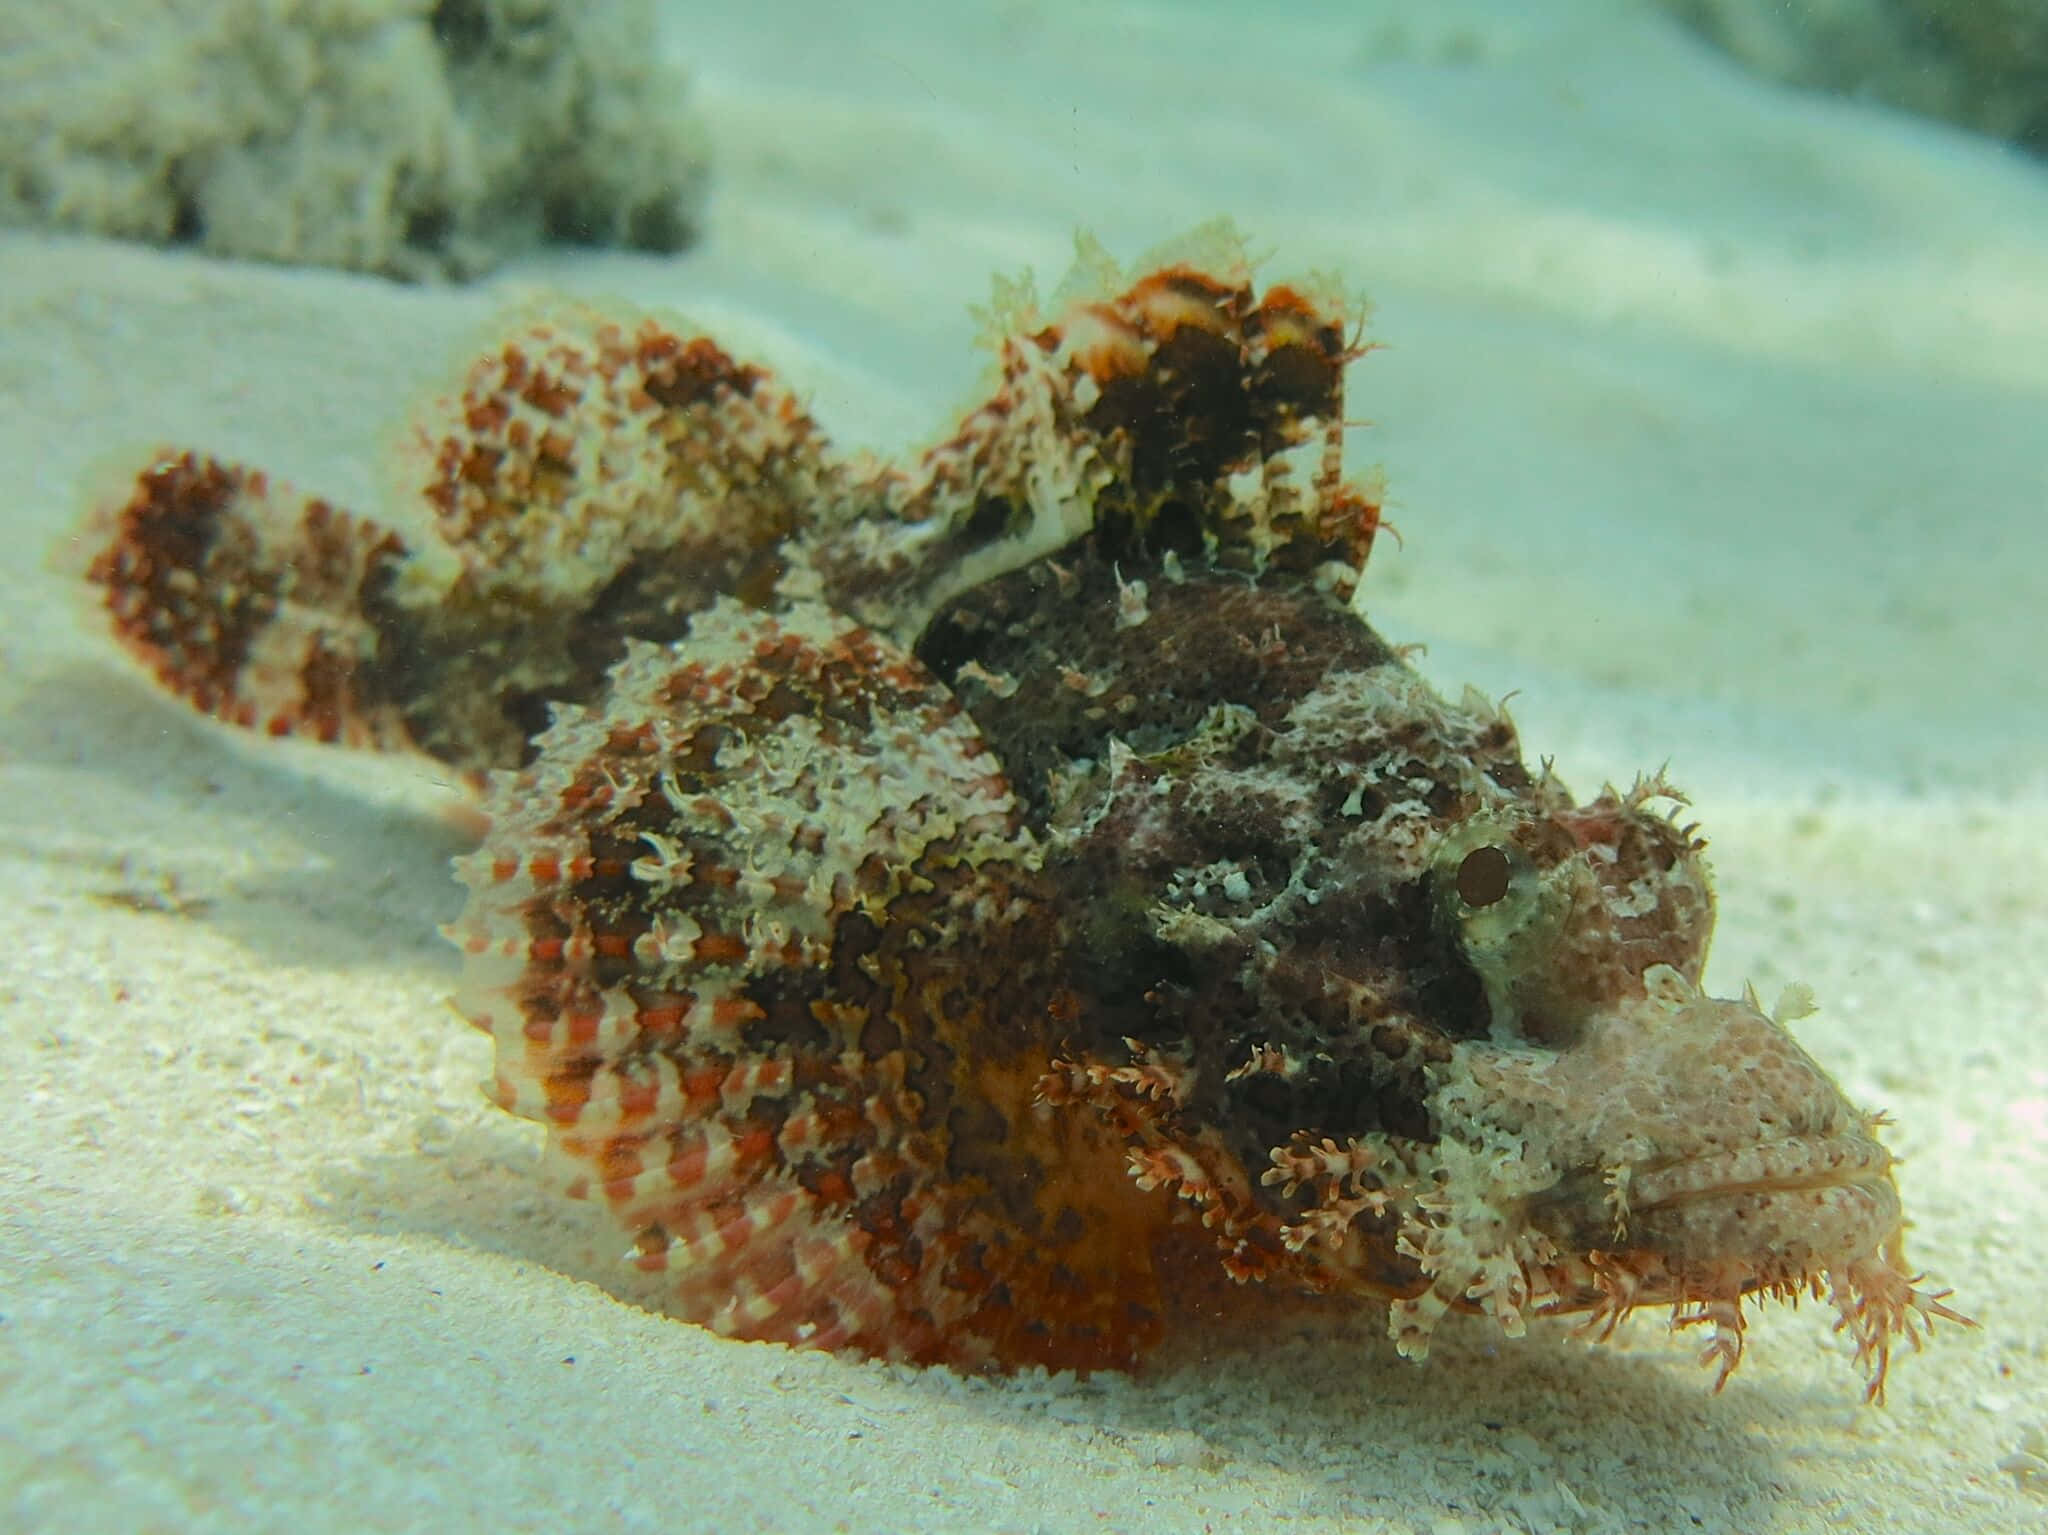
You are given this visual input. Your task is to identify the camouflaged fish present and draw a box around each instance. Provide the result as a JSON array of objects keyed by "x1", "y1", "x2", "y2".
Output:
[{"x1": 83, "y1": 224, "x2": 1964, "y2": 1396}]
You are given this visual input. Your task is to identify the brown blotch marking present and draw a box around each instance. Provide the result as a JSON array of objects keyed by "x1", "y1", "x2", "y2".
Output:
[
  {"x1": 90, "y1": 454, "x2": 271, "y2": 712},
  {"x1": 802, "y1": 1165, "x2": 857, "y2": 1208},
  {"x1": 543, "y1": 1059, "x2": 599, "y2": 1124},
  {"x1": 1086, "y1": 322, "x2": 1256, "y2": 498},
  {"x1": 741, "y1": 968, "x2": 836, "y2": 1053},
  {"x1": 1244, "y1": 284, "x2": 1347, "y2": 433},
  {"x1": 598, "y1": 1130, "x2": 648, "y2": 1189},
  {"x1": 518, "y1": 365, "x2": 579, "y2": 418},
  {"x1": 457, "y1": 443, "x2": 503, "y2": 490},
  {"x1": 294, "y1": 640, "x2": 357, "y2": 742},
  {"x1": 464, "y1": 395, "x2": 510, "y2": 435},
  {"x1": 747, "y1": 678, "x2": 814, "y2": 726},
  {"x1": 692, "y1": 931, "x2": 750, "y2": 966},
  {"x1": 639, "y1": 333, "x2": 766, "y2": 411}
]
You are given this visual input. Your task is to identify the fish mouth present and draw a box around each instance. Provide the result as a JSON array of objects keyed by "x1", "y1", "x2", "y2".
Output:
[
  {"x1": 1525, "y1": 1128, "x2": 1966, "y2": 1400},
  {"x1": 1529, "y1": 1129, "x2": 1902, "y2": 1262},
  {"x1": 1596, "y1": 1130, "x2": 1907, "y2": 1294},
  {"x1": 1524, "y1": 1129, "x2": 1910, "y2": 1325},
  {"x1": 1621, "y1": 1131, "x2": 1897, "y2": 1214}
]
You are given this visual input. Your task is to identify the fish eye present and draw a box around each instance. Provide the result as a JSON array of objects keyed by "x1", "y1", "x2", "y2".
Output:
[{"x1": 1456, "y1": 845, "x2": 1512, "y2": 908}]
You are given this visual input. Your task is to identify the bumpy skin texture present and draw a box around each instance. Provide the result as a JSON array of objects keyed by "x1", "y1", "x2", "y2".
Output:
[{"x1": 83, "y1": 225, "x2": 1963, "y2": 1394}]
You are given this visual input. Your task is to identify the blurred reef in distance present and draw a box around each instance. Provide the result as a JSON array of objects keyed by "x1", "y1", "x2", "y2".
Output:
[
  {"x1": 0, "y1": 0, "x2": 710, "y2": 281},
  {"x1": 1656, "y1": 0, "x2": 2048, "y2": 160}
]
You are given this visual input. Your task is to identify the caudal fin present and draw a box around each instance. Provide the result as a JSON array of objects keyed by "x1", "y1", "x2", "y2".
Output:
[{"x1": 85, "y1": 450, "x2": 424, "y2": 754}]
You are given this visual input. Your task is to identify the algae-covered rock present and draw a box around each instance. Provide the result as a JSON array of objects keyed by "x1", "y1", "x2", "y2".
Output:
[{"x1": 0, "y1": 0, "x2": 710, "y2": 279}]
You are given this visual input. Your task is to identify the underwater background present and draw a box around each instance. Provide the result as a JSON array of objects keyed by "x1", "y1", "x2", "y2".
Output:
[{"x1": 2, "y1": 2, "x2": 2045, "y2": 1529}]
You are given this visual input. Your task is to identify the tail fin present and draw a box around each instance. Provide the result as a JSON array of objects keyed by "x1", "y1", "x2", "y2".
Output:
[
  {"x1": 81, "y1": 304, "x2": 846, "y2": 776},
  {"x1": 85, "y1": 451, "x2": 424, "y2": 754}
]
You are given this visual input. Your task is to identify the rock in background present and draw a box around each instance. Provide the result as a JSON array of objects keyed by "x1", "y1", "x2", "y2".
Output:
[
  {"x1": 0, "y1": 0, "x2": 710, "y2": 279},
  {"x1": 1655, "y1": 0, "x2": 2048, "y2": 159}
]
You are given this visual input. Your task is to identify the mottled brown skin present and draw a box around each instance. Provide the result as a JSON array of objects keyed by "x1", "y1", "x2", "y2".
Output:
[
  {"x1": 906, "y1": 526, "x2": 1716, "y2": 1333},
  {"x1": 80, "y1": 228, "x2": 1963, "y2": 1394}
]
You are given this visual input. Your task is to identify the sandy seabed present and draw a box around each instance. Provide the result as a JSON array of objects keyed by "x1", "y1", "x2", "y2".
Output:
[{"x1": 4, "y1": 2, "x2": 2047, "y2": 1530}]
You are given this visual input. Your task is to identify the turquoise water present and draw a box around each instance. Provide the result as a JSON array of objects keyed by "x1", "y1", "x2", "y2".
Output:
[{"x1": 2, "y1": 4, "x2": 2044, "y2": 1532}]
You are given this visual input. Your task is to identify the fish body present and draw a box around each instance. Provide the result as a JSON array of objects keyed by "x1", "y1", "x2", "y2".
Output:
[{"x1": 84, "y1": 226, "x2": 1961, "y2": 1393}]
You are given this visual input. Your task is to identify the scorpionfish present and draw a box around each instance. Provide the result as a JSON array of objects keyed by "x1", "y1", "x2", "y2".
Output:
[{"x1": 83, "y1": 224, "x2": 1963, "y2": 1397}]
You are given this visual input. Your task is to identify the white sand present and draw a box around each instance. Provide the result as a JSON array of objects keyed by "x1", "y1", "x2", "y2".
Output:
[{"x1": 4, "y1": 1, "x2": 2047, "y2": 1529}]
